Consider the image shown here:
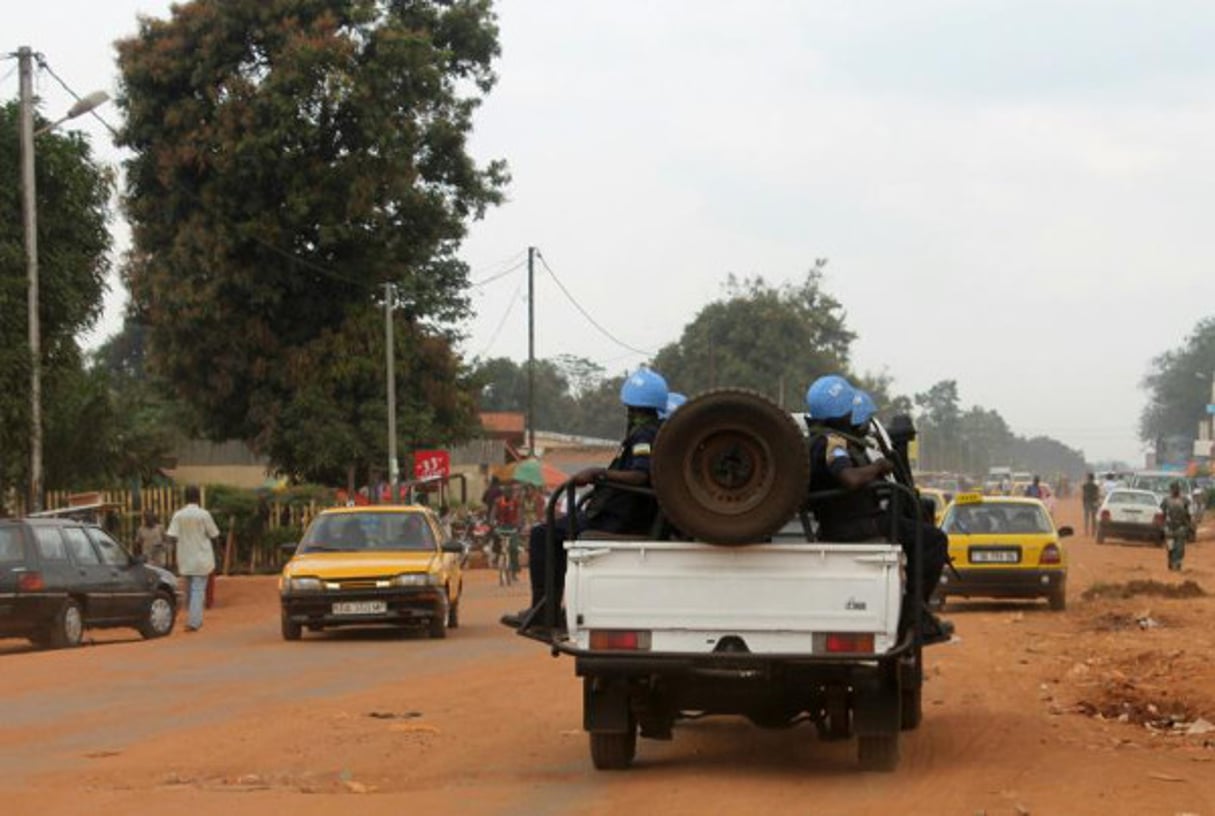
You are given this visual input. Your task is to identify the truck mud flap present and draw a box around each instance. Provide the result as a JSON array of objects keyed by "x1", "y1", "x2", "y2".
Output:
[
  {"x1": 850, "y1": 666, "x2": 901, "y2": 736},
  {"x1": 584, "y1": 676, "x2": 632, "y2": 733}
]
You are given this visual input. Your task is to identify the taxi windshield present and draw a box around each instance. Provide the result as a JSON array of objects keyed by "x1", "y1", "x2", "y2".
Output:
[
  {"x1": 300, "y1": 512, "x2": 435, "y2": 554},
  {"x1": 944, "y1": 503, "x2": 1053, "y2": 535}
]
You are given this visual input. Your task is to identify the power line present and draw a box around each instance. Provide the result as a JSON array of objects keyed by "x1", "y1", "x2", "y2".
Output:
[
  {"x1": 535, "y1": 249, "x2": 654, "y2": 357},
  {"x1": 469, "y1": 250, "x2": 526, "y2": 281},
  {"x1": 0, "y1": 62, "x2": 17, "y2": 87},
  {"x1": 472, "y1": 259, "x2": 525, "y2": 288},
  {"x1": 36, "y1": 55, "x2": 120, "y2": 138},
  {"x1": 476, "y1": 279, "x2": 525, "y2": 358}
]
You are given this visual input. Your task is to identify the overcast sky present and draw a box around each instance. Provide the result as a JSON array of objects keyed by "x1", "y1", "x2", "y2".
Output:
[{"x1": 11, "y1": 1, "x2": 1215, "y2": 464}]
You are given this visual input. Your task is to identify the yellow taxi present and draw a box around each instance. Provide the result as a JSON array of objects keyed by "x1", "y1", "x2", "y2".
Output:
[
  {"x1": 918, "y1": 487, "x2": 953, "y2": 526},
  {"x1": 279, "y1": 506, "x2": 465, "y2": 640},
  {"x1": 935, "y1": 493, "x2": 1072, "y2": 611}
]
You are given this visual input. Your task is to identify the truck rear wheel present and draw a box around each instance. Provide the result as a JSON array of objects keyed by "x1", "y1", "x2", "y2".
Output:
[
  {"x1": 858, "y1": 733, "x2": 899, "y2": 772},
  {"x1": 652, "y1": 389, "x2": 809, "y2": 545},
  {"x1": 589, "y1": 724, "x2": 637, "y2": 770}
]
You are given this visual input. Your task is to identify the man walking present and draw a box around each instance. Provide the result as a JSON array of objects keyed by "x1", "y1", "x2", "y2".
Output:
[
  {"x1": 1081, "y1": 473, "x2": 1100, "y2": 536},
  {"x1": 1161, "y1": 482, "x2": 1193, "y2": 572},
  {"x1": 167, "y1": 485, "x2": 220, "y2": 632}
]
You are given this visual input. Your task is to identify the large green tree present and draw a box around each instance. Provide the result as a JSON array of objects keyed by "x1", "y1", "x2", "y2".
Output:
[
  {"x1": 0, "y1": 101, "x2": 113, "y2": 502},
  {"x1": 1140, "y1": 316, "x2": 1215, "y2": 453},
  {"x1": 116, "y1": 0, "x2": 507, "y2": 474},
  {"x1": 270, "y1": 303, "x2": 477, "y2": 486},
  {"x1": 652, "y1": 264, "x2": 856, "y2": 408}
]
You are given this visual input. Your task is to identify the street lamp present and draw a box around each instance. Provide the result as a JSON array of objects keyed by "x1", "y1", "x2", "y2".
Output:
[{"x1": 17, "y1": 46, "x2": 110, "y2": 512}]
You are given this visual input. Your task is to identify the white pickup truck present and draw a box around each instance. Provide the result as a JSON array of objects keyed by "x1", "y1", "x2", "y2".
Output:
[{"x1": 518, "y1": 390, "x2": 927, "y2": 772}]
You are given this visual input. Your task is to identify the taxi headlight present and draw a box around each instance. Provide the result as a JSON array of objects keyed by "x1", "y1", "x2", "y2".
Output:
[
  {"x1": 391, "y1": 572, "x2": 439, "y2": 587},
  {"x1": 287, "y1": 576, "x2": 323, "y2": 592}
]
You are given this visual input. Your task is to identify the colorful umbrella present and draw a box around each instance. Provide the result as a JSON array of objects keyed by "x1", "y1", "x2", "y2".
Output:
[{"x1": 497, "y1": 458, "x2": 567, "y2": 489}]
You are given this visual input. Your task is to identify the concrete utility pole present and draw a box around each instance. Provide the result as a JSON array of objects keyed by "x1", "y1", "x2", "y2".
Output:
[
  {"x1": 385, "y1": 283, "x2": 398, "y2": 502},
  {"x1": 15, "y1": 47, "x2": 109, "y2": 514},
  {"x1": 527, "y1": 246, "x2": 536, "y2": 457},
  {"x1": 18, "y1": 47, "x2": 42, "y2": 513}
]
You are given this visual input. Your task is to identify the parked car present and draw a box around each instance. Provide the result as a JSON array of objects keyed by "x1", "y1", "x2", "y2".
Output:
[
  {"x1": 1096, "y1": 489, "x2": 1165, "y2": 545},
  {"x1": 0, "y1": 518, "x2": 178, "y2": 648},
  {"x1": 279, "y1": 506, "x2": 466, "y2": 640},
  {"x1": 935, "y1": 493, "x2": 1072, "y2": 610}
]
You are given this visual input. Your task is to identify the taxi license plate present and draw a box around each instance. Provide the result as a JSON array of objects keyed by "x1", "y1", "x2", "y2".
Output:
[
  {"x1": 970, "y1": 549, "x2": 1019, "y2": 563},
  {"x1": 332, "y1": 601, "x2": 388, "y2": 615}
]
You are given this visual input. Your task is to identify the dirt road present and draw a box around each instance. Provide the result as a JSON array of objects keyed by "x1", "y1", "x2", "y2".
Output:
[{"x1": 3, "y1": 497, "x2": 1214, "y2": 815}]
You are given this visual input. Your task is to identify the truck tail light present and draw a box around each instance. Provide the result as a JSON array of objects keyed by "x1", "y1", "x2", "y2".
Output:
[
  {"x1": 824, "y1": 633, "x2": 875, "y2": 653},
  {"x1": 589, "y1": 630, "x2": 651, "y2": 651},
  {"x1": 1100, "y1": 510, "x2": 1111, "y2": 522},
  {"x1": 17, "y1": 572, "x2": 45, "y2": 592},
  {"x1": 1039, "y1": 544, "x2": 1062, "y2": 565},
  {"x1": 1153, "y1": 513, "x2": 1164, "y2": 527}
]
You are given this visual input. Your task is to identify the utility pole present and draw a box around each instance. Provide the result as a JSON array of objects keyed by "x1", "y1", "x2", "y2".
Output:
[
  {"x1": 385, "y1": 283, "x2": 398, "y2": 502},
  {"x1": 18, "y1": 47, "x2": 42, "y2": 513},
  {"x1": 527, "y1": 246, "x2": 536, "y2": 457}
]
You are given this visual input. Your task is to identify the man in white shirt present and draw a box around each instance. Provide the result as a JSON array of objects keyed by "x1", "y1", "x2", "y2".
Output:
[
  {"x1": 166, "y1": 485, "x2": 220, "y2": 632},
  {"x1": 1101, "y1": 472, "x2": 1121, "y2": 501}
]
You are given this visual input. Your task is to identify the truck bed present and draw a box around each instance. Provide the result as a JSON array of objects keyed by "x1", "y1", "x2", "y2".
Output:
[{"x1": 564, "y1": 540, "x2": 903, "y2": 655}]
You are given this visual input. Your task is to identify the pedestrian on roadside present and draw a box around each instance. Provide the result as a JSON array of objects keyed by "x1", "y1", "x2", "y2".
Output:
[
  {"x1": 493, "y1": 486, "x2": 522, "y2": 585},
  {"x1": 1081, "y1": 473, "x2": 1100, "y2": 536},
  {"x1": 1101, "y1": 472, "x2": 1120, "y2": 501},
  {"x1": 136, "y1": 511, "x2": 168, "y2": 567},
  {"x1": 1025, "y1": 475, "x2": 1043, "y2": 499},
  {"x1": 166, "y1": 486, "x2": 220, "y2": 632},
  {"x1": 1160, "y1": 482, "x2": 1193, "y2": 572}
]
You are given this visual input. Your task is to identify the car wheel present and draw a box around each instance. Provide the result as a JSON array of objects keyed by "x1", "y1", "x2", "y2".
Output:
[
  {"x1": 651, "y1": 389, "x2": 810, "y2": 544},
  {"x1": 1048, "y1": 589, "x2": 1067, "y2": 611},
  {"x1": 429, "y1": 592, "x2": 449, "y2": 639},
  {"x1": 138, "y1": 590, "x2": 176, "y2": 639},
  {"x1": 281, "y1": 612, "x2": 302, "y2": 641},
  {"x1": 48, "y1": 598, "x2": 84, "y2": 649}
]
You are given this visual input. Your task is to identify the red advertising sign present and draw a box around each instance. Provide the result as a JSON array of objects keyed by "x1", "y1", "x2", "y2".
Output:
[{"x1": 413, "y1": 449, "x2": 451, "y2": 480}]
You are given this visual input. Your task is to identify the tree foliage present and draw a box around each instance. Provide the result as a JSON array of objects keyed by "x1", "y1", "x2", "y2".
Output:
[
  {"x1": 911, "y1": 379, "x2": 1086, "y2": 478},
  {"x1": 115, "y1": 0, "x2": 507, "y2": 475},
  {"x1": 0, "y1": 101, "x2": 113, "y2": 499},
  {"x1": 269, "y1": 304, "x2": 478, "y2": 485},
  {"x1": 1140, "y1": 316, "x2": 1215, "y2": 452},
  {"x1": 651, "y1": 264, "x2": 856, "y2": 408}
]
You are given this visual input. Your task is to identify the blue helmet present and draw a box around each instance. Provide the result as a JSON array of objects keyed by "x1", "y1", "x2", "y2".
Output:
[
  {"x1": 851, "y1": 391, "x2": 877, "y2": 426},
  {"x1": 805, "y1": 375, "x2": 855, "y2": 420},
  {"x1": 660, "y1": 392, "x2": 687, "y2": 420},
  {"x1": 620, "y1": 367, "x2": 669, "y2": 410}
]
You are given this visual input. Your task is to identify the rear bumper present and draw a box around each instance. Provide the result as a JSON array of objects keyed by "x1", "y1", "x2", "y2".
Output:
[
  {"x1": 1099, "y1": 521, "x2": 1162, "y2": 541},
  {"x1": 281, "y1": 588, "x2": 444, "y2": 627},
  {"x1": 0, "y1": 592, "x2": 66, "y2": 637},
  {"x1": 541, "y1": 627, "x2": 917, "y2": 678},
  {"x1": 938, "y1": 568, "x2": 1065, "y2": 599}
]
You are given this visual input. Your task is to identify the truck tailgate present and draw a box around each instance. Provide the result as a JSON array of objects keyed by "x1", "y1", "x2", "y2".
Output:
[{"x1": 565, "y1": 541, "x2": 902, "y2": 655}]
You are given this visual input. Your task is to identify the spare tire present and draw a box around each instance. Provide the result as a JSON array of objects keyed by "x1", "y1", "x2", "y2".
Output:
[{"x1": 652, "y1": 389, "x2": 809, "y2": 545}]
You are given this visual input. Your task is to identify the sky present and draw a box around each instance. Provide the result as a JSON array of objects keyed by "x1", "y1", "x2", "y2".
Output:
[{"x1": 10, "y1": 0, "x2": 1215, "y2": 465}]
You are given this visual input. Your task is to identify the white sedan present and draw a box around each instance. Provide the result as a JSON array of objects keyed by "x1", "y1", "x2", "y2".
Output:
[{"x1": 1096, "y1": 489, "x2": 1165, "y2": 545}]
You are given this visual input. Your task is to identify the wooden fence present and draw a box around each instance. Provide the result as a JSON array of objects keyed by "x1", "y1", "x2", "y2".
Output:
[{"x1": 27, "y1": 488, "x2": 326, "y2": 575}]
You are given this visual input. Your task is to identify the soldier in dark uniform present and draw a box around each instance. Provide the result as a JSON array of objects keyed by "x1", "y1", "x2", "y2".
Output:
[
  {"x1": 502, "y1": 367, "x2": 668, "y2": 632},
  {"x1": 804, "y1": 376, "x2": 952, "y2": 645}
]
